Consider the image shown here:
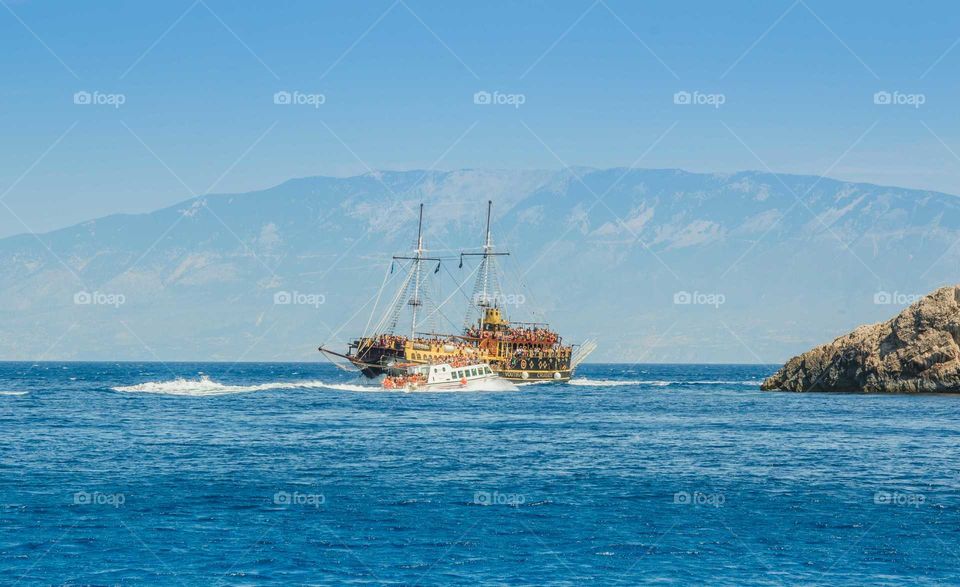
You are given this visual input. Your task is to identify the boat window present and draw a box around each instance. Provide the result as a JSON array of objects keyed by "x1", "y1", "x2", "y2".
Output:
[{"x1": 471, "y1": 368, "x2": 477, "y2": 377}]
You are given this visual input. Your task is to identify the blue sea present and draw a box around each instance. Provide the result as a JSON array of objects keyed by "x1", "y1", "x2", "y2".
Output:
[{"x1": 1, "y1": 362, "x2": 958, "y2": 585}]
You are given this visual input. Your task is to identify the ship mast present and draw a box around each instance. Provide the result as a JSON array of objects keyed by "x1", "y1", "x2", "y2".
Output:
[
  {"x1": 373, "y1": 203, "x2": 441, "y2": 339},
  {"x1": 409, "y1": 203, "x2": 424, "y2": 338},
  {"x1": 462, "y1": 200, "x2": 510, "y2": 328},
  {"x1": 477, "y1": 200, "x2": 495, "y2": 309}
]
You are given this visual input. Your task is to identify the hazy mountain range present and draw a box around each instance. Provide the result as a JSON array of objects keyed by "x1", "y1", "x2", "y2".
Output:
[{"x1": 2, "y1": 167, "x2": 958, "y2": 363}]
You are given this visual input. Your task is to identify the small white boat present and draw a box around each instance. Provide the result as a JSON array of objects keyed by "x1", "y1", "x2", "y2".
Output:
[{"x1": 382, "y1": 360, "x2": 500, "y2": 391}]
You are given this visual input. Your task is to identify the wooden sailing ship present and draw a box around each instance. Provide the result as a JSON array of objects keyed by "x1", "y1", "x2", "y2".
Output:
[{"x1": 318, "y1": 201, "x2": 594, "y2": 382}]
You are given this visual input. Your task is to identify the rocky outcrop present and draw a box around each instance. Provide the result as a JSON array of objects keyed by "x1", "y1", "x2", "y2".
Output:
[{"x1": 762, "y1": 285, "x2": 960, "y2": 392}]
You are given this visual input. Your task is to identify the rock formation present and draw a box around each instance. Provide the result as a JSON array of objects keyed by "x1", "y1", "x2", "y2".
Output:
[{"x1": 762, "y1": 285, "x2": 960, "y2": 392}]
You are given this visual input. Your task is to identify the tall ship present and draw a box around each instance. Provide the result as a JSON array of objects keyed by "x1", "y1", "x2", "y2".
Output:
[{"x1": 318, "y1": 201, "x2": 595, "y2": 382}]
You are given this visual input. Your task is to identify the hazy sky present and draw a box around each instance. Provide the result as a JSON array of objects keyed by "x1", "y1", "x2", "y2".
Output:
[{"x1": 1, "y1": 0, "x2": 959, "y2": 238}]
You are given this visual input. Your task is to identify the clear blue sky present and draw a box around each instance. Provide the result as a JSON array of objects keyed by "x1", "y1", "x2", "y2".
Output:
[{"x1": 1, "y1": 0, "x2": 959, "y2": 237}]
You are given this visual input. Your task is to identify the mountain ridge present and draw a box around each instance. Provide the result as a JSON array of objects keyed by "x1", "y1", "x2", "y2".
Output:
[
  {"x1": 12, "y1": 166, "x2": 960, "y2": 242},
  {"x1": 1, "y1": 167, "x2": 958, "y2": 362}
]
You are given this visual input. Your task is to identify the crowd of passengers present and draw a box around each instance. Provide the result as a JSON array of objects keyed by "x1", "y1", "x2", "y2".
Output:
[{"x1": 464, "y1": 326, "x2": 560, "y2": 346}]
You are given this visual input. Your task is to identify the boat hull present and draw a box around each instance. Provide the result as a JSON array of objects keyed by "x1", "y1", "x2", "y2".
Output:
[
  {"x1": 333, "y1": 341, "x2": 578, "y2": 383},
  {"x1": 347, "y1": 345, "x2": 406, "y2": 378},
  {"x1": 396, "y1": 376, "x2": 500, "y2": 392},
  {"x1": 349, "y1": 355, "x2": 575, "y2": 382}
]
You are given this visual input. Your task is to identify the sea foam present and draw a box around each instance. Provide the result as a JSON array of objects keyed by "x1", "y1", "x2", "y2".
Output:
[
  {"x1": 111, "y1": 375, "x2": 516, "y2": 396},
  {"x1": 112, "y1": 375, "x2": 377, "y2": 396}
]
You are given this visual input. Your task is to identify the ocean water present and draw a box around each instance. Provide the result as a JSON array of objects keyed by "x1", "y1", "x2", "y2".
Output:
[{"x1": 1, "y1": 362, "x2": 959, "y2": 586}]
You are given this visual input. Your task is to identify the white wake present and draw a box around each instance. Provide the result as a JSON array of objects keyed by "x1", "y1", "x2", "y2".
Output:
[
  {"x1": 112, "y1": 375, "x2": 378, "y2": 396},
  {"x1": 111, "y1": 375, "x2": 518, "y2": 396},
  {"x1": 112, "y1": 375, "x2": 763, "y2": 396}
]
